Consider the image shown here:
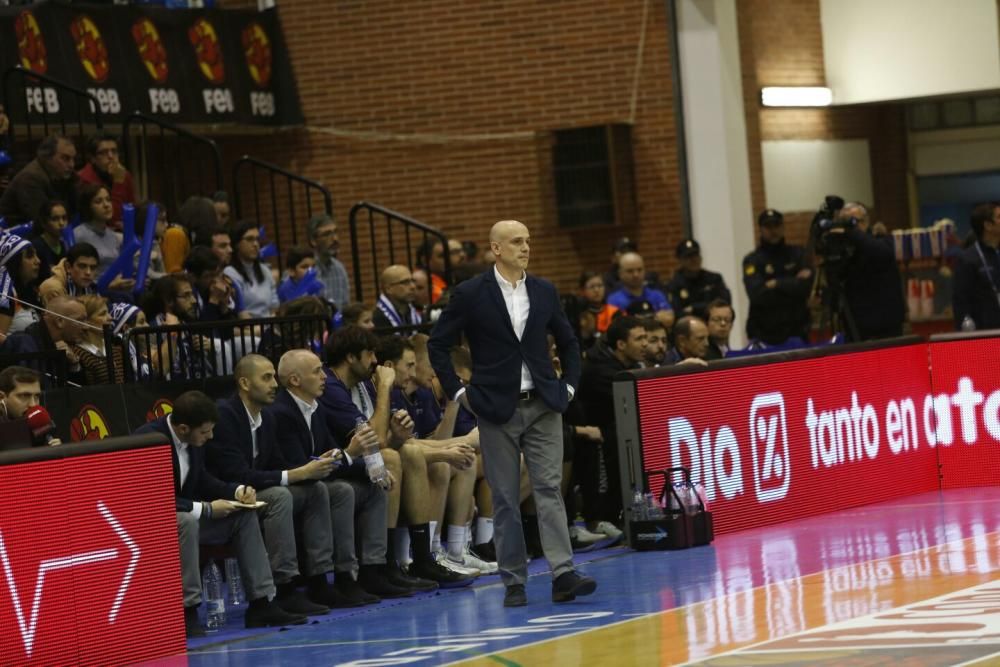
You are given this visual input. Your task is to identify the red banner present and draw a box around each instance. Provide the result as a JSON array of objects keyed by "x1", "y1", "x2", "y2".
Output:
[
  {"x1": 637, "y1": 344, "x2": 942, "y2": 535},
  {"x1": 0, "y1": 446, "x2": 184, "y2": 666}
]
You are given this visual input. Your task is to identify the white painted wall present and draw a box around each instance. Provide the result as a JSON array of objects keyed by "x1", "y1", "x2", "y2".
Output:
[
  {"x1": 761, "y1": 139, "x2": 874, "y2": 211},
  {"x1": 910, "y1": 126, "x2": 1000, "y2": 176},
  {"x1": 821, "y1": 0, "x2": 1000, "y2": 105}
]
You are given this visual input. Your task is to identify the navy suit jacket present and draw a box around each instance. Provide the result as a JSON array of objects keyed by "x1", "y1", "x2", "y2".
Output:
[
  {"x1": 204, "y1": 395, "x2": 284, "y2": 489},
  {"x1": 136, "y1": 416, "x2": 238, "y2": 513},
  {"x1": 267, "y1": 387, "x2": 365, "y2": 478},
  {"x1": 428, "y1": 269, "x2": 581, "y2": 425}
]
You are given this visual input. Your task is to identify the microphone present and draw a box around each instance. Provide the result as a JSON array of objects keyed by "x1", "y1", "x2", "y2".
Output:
[{"x1": 25, "y1": 405, "x2": 57, "y2": 446}]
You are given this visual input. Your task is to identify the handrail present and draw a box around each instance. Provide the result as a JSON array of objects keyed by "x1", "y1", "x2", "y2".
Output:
[
  {"x1": 232, "y1": 155, "x2": 333, "y2": 270},
  {"x1": 347, "y1": 201, "x2": 451, "y2": 305},
  {"x1": 121, "y1": 110, "x2": 224, "y2": 217},
  {"x1": 2, "y1": 65, "x2": 103, "y2": 167}
]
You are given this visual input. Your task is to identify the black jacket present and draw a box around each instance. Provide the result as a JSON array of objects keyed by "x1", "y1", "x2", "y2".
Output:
[
  {"x1": 665, "y1": 269, "x2": 731, "y2": 318},
  {"x1": 952, "y1": 240, "x2": 1000, "y2": 330},
  {"x1": 742, "y1": 241, "x2": 812, "y2": 344},
  {"x1": 578, "y1": 341, "x2": 638, "y2": 440},
  {"x1": 267, "y1": 387, "x2": 365, "y2": 478},
  {"x1": 204, "y1": 394, "x2": 284, "y2": 490},
  {"x1": 136, "y1": 416, "x2": 237, "y2": 513},
  {"x1": 841, "y1": 229, "x2": 905, "y2": 340}
]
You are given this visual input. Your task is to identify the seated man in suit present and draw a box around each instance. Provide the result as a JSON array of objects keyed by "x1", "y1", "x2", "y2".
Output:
[
  {"x1": 204, "y1": 354, "x2": 341, "y2": 616},
  {"x1": 136, "y1": 390, "x2": 307, "y2": 637},
  {"x1": 271, "y1": 348, "x2": 421, "y2": 601}
]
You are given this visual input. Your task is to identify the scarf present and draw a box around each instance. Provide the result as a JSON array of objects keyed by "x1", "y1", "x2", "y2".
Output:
[{"x1": 376, "y1": 293, "x2": 421, "y2": 329}]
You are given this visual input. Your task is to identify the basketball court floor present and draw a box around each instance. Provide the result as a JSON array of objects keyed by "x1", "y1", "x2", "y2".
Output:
[{"x1": 143, "y1": 486, "x2": 1000, "y2": 666}]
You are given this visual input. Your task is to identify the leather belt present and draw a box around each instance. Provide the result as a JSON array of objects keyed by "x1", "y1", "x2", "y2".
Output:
[{"x1": 518, "y1": 389, "x2": 536, "y2": 401}]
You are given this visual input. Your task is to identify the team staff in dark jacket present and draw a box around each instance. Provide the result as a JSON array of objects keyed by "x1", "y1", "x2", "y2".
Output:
[
  {"x1": 205, "y1": 354, "x2": 341, "y2": 617},
  {"x1": 135, "y1": 390, "x2": 306, "y2": 637},
  {"x1": 743, "y1": 209, "x2": 813, "y2": 345},
  {"x1": 836, "y1": 203, "x2": 906, "y2": 341},
  {"x1": 665, "y1": 239, "x2": 731, "y2": 319},
  {"x1": 953, "y1": 203, "x2": 1000, "y2": 331},
  {"x1": 271, "y1": 349, "x2": 422, "y2": 602}
]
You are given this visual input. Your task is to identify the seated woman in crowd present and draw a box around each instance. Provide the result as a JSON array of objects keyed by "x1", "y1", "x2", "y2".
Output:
[
  {"x1": 28, "y1": 199, "x2": 68, "y2": 283},
  {"x1": 73, "y1": 183, "x2": 133, "y2": 293},
  {"x1": 223, "y1": 221, "x2": 278, "y2": 318},
  {"x1": 579, "y1": 271, "x2": 618, "y2": 336},
  {"x1": 72, "y1": 293, "x2": 129, "y2": 385},
  {"x1": 0, "y1": 232, "x2": 41, "y2": 343}
]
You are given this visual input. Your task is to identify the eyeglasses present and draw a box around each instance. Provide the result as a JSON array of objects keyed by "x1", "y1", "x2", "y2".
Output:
[{"x1": 390, "y1": 278, "x2": 416, "y2": 286}]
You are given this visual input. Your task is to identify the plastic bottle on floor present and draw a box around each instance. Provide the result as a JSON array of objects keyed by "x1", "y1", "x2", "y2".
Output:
[{"x1": 203, "y1": 561, "x2": 227, "y2": 631}]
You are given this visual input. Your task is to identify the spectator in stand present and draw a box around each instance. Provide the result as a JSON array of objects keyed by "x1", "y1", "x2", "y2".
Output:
[
  {"x1": 184, "y1": 246, "x2": 242, "y2": 322},
  {"x1": 412, "y1": 268, "x2": 430, "y2": 315},
  {"x1": 76, "y1": 133, "x2": 135, "y2": 229},
  {"x1": 258, "y1": 296, "x2": 329, "y2": 361},
  {"x1": 211, "y1": 191, "x2": 232, "y2": 230},
  {"x1": 602, "y1": 237, "x2": 659, "y2": 293},
  {"x1": 73, "y1": 293, "x2": 131, "y2": 385},
  {"x1": 642, "y1": 318, "x2": 668, "y2": 367},
  {"x1": 29, "y1": 199, "x2": 68, "y2": 283},
  {"x1": 372, "y1": 265, "x2": 422, "y2": 331},
  {"x1": 74, "y1": 183, "x2": 134, "y2": 292},
  {"x1": 204, "y1": 354, "x2": 343, "y2": 617},
  {"x1": 743, "y1": 209, "x2": 813, "y2": 345},
  {"x1": 134, "y1": 201, "x2": 168, "y2": 281},
  {"x1": 417, "y1": 238, "x2": 452, "y2": 304},
  {"x1": 607, "y1": 252, "x2": 674, "y2": 330},
  {"x1": 0, "y1": 366, "x2": 43, "y2": 421},
  {"x1": 278, "y1": 246, "x2": 323, "y2": 304},
  {"x1": 665, "y1": 315, "x2": 710, "y2": 366},
  {"x1": 135, "y1": 390, "x2": 308, "y2": 637},
  {"x1": 577, "y1": 315, "x2": 646, "y2": 540},
  {"x1": 193, "y1": 223, "x2": 233, "y2": 265},
  {"x1": 225, "y1": 222, "x2": 278, "y2": 317},
  {"x1": 308, "y1": 214, "x2": 350, "y2": 309},
  {"x1": 142, "y1": 273, "x2": 214, "y2": 380},
  {"x1": 954, "y1": 203, "x2": 1000, "y2": 331},
  {"x1": 0, "y1": 135, "x2": 78, "y2": 226},
  {"x1": 0, "y1": 232, "x2": 41, "y2": 340},
  {"x1": 108, "y1": 301, "x2": 151, "y2": 380},
  {"x1": 705, "y1": 299, "x2": 734, "y2": 360},
  {"x1": 1, "y1": 296, "x2": 87, "y2": 386},
  {"x1": 462, "y1": 240, "x2": 481, "y2": 264},
  {"x1": 578, "y1": 271, "x2": 618, "y2": 337},
  {"x1": 144, "y1": 273, "x2": 198, "y2": 326},
  {"x1": 39, "y1": 242, "x2": 99, "y2": 304},
  {"x1": 162, "y1": 196, "x2": 217, "y2": 274},
  {"x1": 340, "y1": 302, "x2": 375, "y2": 330},
  {"x1": 665, "y1": 239, "x2": 731, "y2": 319}
]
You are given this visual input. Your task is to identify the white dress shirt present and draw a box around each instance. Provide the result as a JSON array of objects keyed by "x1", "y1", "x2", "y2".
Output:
[
  {"x1": 291, "y1": 391, "x2": 352, "y2": 465},
  {"x1": 494, "y1": 265, "x2": 534, "y2": 392},
  {"x1": 243, "y1": 401, "x2": 288, "y2": 486}
]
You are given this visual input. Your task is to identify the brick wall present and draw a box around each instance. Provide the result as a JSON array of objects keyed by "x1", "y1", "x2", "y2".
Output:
[
  {"x1": 736, "y1": 0, "x2": 911, "y2": 247},
  {"x1": 213, "y1": 0, "x2": 687, "y2": 298}
]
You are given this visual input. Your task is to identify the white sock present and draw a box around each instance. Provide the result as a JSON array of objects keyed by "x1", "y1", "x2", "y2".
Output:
[
  {"x1": 447, "y1": 525, "x2": 466, "y2": 559},
  {"x1": 475, "y1": 516, "x2": 494, "y2": 545},
  {"x1": 394, "y1": 528, "x2": 412, "y2": 567},
  {"x1": 430, "y1": 520, "x2": 440, "y2": 552}
]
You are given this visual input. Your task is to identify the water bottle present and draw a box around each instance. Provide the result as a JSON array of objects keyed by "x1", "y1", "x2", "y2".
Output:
[
  {"x1": 631, "y1": 489, "x2": 646, "y2": 521},
  {"x1": 357, "y1": 417, "x2": 388, "y2": 486},
  {"x1": 961, "y1": 316, "x2": 976, "y2": 332},
  {"x1": 693, "y1": 482, "x2": 709, "y2": 513},
  {"x1": 224, "y1": 557, "x2": 245, "y2": 606},
  {"x1": 203, "y1": 561, "x2": 226, "y2": 631},
  {"x1": 645, "y1": 492, "x2": 664, "y2": 519}
]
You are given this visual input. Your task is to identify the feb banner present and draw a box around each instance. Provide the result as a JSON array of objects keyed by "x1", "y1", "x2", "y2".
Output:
[{"x1": 0, "y1": 0, "x2": 302, "y2": 126}]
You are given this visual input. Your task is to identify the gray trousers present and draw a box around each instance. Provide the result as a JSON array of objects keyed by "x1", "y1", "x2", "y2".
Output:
[
  {"x1": 177, "y1": 509, "x2": 275, "y2": 607},
  {"x1": 322, "y1": 477, "x2": 387, "y2": 577},
  {"x1": 479, "y1": 396, "x2": 575, "y2": 587},
  {"x1": 257, "y1": 483, "x2": 334, "y2": 584}
]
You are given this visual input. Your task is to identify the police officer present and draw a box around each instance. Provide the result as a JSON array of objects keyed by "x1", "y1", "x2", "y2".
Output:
[
  {"x1": 953, "y1": 202, "x2": 1000, "y2": 330},
  {"x1": 664, "y1": 239, "x2": 731, "y2": 319},
  {"x1": 743, "y1": 209, "x2": 813, "y2": 345}
]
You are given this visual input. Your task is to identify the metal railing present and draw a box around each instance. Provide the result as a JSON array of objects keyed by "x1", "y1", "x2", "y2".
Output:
[
  {"x1": 120, "y1": 312, "x2": 330, "y2": 383},
  {"x1": 2, "y1": 65, "x2": 104, "y2": 170},
  {"x1": 348, "y1": 202, "x2": 451, "y2": 305},
  {"x1": 121, "y1": 111, "x2": 224, "y2": 219},
  {"x1": 232, "y1": 156, "x2": 333, "y2": 270}
]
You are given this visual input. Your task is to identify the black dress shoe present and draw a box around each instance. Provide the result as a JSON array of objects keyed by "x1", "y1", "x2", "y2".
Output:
[
  {"x1": 552, "y1": 571, "x2": 597, "y2": 603},
  {"x1": 276, "y1": 586, "x2": 330, "y2": 616},
  {"x1": 334, "y1": 574, "x2": 381, "y2": 606},
  {"x1": 244, "y1": 598, "x2": 308, "y2": 629},
  {"x1": 184, "y1": 605, "x2": 206, "y2": 638},
  {"x1": 358, "y1": 565, "x2": 414, "y2": 598},
  {"x1": 386, "y1": 561, "x2": 439, "y2": 592},
  {"x1": 471, "y1": 539, "x2": 497, "y2": 563},
  {"x1": 504, "y1": 584, "x2": 527, "y2": 607}
]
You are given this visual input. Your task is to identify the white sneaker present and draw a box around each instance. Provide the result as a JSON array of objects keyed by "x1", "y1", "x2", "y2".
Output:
[
  {"x1": 591, "y1": 521, "x2": 623, "y2": 541},
  {"x1": 460, "y1": 545, "x2": 498, "y2": 574},
  {"x1": 570, "y1": 525, "x2": 605, "y2": 544},
  {"x1": 434, "y1": 546, "x2": 480, "y2": 576}
]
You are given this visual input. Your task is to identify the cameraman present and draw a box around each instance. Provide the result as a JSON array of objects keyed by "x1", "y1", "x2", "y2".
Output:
[
  {"x1": 832, "y1": 202, "x2": 905, "y2": 341},
  {"x1": 952, "y1": 203, "x2": 1000, "y2": 330}
]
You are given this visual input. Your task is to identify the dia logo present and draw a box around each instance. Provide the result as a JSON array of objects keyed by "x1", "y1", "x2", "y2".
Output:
[{"x1": 749, "y1": 393, "x2": 791, "y2": 502}]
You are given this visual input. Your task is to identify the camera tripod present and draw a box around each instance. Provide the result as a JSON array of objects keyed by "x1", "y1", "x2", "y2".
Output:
[{"x1": 816, "y1": 264, "x2": 861, "y2": 343}]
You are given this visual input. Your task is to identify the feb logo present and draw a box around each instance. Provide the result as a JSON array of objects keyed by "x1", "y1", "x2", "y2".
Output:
[
  {"x1": 15, "y1": 10, "x2": 48, "y2": 74},
  {"x1": 146, "y1": 398, "x2": 173, "y2": 422},
  {"x1": 188, "y1": 17, "x2": 225, "y2": 84},
  {"x1": 131, "y1": 18, "x2": 169, "y2": 84},
  {"x1": 70, "y1": 404, "x2": 110, "y2": 441},
  {"x1": 70, "y1": 15, "x2": 110, "y2": 84},
  {"x1": 241, "y1": 22, "x2": 272, "y2": 87}
]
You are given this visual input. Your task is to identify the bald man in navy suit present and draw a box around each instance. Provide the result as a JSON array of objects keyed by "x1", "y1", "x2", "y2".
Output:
[{"x1": 428, "y1": 220, "x2": 596, "y2": 607}]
